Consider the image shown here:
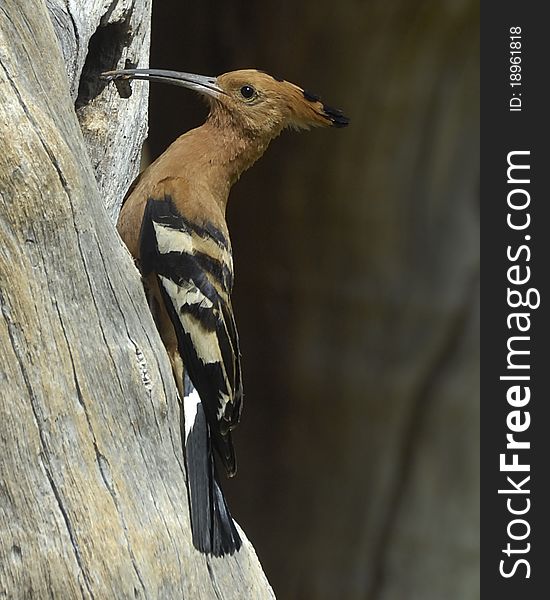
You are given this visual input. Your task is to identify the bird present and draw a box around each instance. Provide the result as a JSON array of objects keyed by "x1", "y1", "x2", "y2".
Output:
[{"x1": 101, "y1": 67, "x2": 349, "y2": 556}]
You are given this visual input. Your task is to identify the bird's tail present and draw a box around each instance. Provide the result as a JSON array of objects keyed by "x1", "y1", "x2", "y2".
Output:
[{"x1": 183, "y1": 374, "x2": 242, "y2": 556}]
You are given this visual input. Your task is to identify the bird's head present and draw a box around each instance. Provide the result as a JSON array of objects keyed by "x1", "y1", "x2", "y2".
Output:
[
  {"x1": 102, "y1": 68, "x2": 349, "y2": 139},
  {"x1": 213, "y1": 69, "x2": 349, "y2": 135}
]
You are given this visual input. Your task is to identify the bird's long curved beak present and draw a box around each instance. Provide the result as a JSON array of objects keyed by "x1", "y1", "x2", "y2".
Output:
[{"x1": 101, "y1": 68, "x2": 224, "y2": 97}]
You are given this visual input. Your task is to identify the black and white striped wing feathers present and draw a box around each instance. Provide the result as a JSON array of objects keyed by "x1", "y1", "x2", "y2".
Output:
[{"x1": 139, "y1": 196, "x2": 242, "y2": 474}]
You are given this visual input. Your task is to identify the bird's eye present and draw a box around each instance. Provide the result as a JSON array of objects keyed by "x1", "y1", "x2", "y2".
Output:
[{"x1": 240, "y1": 85, "x2": 256, "y2": 100}]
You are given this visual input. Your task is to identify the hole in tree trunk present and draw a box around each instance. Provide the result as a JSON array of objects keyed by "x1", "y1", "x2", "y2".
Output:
[{"x1": 75, "y1": 20, "x2": 132, "y2": 110}]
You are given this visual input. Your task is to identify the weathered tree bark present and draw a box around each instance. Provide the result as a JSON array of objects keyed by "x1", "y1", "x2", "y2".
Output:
[
  {"x1": 46, "y1": 0, "x2": 150, "y2": 220},
  {"x1": 147, "y1": 1, "x2": 480, "y2": 599},
  {"x1": 0, "y1": 1, "x2": 274, "y2": 598}
]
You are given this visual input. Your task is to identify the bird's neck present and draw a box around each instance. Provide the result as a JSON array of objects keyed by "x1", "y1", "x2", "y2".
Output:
[{"x1": 171, "y1": 118, "x2": 272, "y2": 213}]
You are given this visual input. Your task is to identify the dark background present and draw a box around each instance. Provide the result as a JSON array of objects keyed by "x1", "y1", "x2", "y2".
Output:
[{"x1": 147, "y1": 2, "x2": 479, "y2": 598}]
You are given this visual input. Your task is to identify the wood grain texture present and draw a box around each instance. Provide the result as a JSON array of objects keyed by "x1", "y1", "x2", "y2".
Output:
[
  {"x1": 47, "y1": 0, "x2": 151, "y2": 220},
  {"x1": 0, "y1": 1, "x2": 274, "y2": 598}
]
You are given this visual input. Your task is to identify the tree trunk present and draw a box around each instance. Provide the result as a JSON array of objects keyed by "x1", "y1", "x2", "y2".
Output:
[
  {"x1": 0, "y1": 2, "x2": 274, "y2": 598},
  {"x1": 147, "y1": 2, "x2": 479, "y2": 599}
]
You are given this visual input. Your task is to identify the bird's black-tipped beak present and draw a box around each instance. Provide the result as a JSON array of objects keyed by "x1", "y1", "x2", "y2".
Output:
[{"x1": 100, "y1": 69, "x2": 224, "y2": 97}]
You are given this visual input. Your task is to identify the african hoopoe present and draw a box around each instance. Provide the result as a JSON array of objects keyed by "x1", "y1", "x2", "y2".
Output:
[{"x1": 102, "y1": 67, "x2": 349, "y2": 556}]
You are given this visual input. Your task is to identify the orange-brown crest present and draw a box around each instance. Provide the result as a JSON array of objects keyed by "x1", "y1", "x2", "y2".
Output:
[{"x1": 212, "y1": 69, "x2": 349, "y2": 135}]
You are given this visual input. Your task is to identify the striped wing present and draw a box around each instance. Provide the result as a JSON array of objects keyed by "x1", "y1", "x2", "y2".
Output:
[{"x1": 139, "y1": 196, "x2": 243, "y2": 473}]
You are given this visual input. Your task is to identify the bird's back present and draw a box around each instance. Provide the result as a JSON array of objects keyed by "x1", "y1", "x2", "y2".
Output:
[{"x1": 117, "y1": 127, "x2": 230, "y2": 259}]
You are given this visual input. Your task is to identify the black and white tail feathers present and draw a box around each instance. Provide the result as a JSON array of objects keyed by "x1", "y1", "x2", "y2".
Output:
[
  {"x1": 183, "y1": 374, "x2": 241, "y2": 556},
  {"x1": 139, "y1": 196, "x2": 243, "y2": 556}
]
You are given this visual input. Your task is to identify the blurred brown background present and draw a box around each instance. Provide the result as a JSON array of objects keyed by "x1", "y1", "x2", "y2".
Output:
[{"x1": 147, "y1": 1, "x2": 479, "y2": 598}]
